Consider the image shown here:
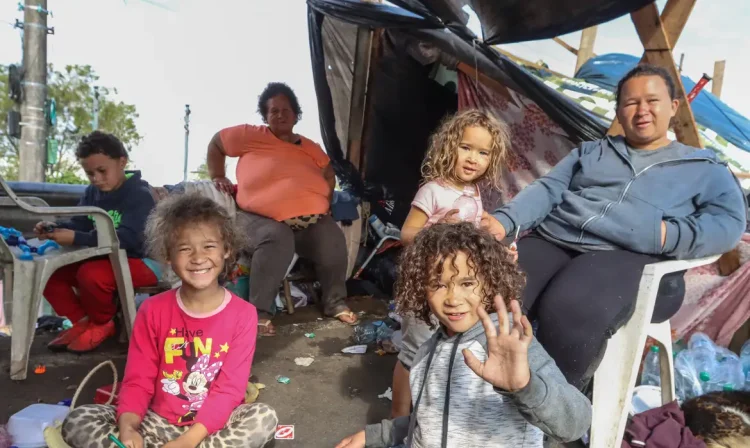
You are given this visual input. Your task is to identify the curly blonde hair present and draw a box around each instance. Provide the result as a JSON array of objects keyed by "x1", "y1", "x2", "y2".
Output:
[
  {"x1": 395, "y1": 222, "x2": 526, "y2": 329},
  {"x1": 145, "y1": 193, "x2": 245, "y2": 282},
  {"x1": 421, "y1": 109, "x2": 510, "y2": 190}
]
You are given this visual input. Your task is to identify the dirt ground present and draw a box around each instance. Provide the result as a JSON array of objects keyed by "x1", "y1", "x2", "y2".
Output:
[{"x1": 0, "y1": 297, "x2": 396, "y2": 447}]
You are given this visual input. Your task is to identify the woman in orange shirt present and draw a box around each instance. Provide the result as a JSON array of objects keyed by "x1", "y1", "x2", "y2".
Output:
[{"x1": 207, "y1": 83, "x2": 358, "y2": 335}]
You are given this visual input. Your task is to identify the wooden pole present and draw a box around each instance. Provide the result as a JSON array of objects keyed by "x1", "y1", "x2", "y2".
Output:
[
  {"x1": 712, "y1": 60, "x2": 726, "y2": 99},
  {"x1": 493, "y1": 47, "x2": 568, "y2": 78},
  {"x1": 18, "y1": 0, "x2": 48, "y2": 182},
  {"x1": 575, "y1": 27, "x2": 598, "y2": 74},
  {"x1": 554, "y1": 37, "x2": 577, "y2": 57},
  {"x1": 346, "y1": 27, "x2": 374, "y2": 171},
  {"x1": 626, "y1": 3, "x2": 701, "y2": 147},
  {"x1": 607, "y1": 0, "x2": 700, "y2": 145}
]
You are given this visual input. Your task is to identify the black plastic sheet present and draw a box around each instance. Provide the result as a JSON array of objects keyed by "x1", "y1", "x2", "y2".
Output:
[
  {"x1": 307, "y1": 0, "x2": 610, "y2": 196},
  {"x1": 388, "y1": 0, "x2": 655, "y2": 44}
]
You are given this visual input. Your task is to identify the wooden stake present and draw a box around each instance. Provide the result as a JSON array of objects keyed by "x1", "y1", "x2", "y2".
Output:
[
  {"x1": 627, "y1": 3, "x2": 701, "y2": 147},
  {"x1": 575, "y1": 27, "x2": 598, "y2": 74},
  {"x1": 346, "y1": 27, "x2": 374, "y2": 171},
  {"x1": 553, "y1": 37, "x2": 595, "y2": 58},
  {"x1": 712, "y1": 60, "x2": 726, "y2": 99},
  {"x1": 607, "y1": 0, "x2": 701, "y2": 147},
  {"x1": 493, "y1": 47, "x2": 568, "y2": 78}
]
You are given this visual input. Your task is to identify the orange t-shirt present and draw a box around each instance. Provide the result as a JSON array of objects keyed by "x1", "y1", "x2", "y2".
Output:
[{"x1": 220, "y1": 125, "x2": 331, "y2": 222}]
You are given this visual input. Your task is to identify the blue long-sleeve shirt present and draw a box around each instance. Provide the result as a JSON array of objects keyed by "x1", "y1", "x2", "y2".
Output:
[
  {"x1": 493, "y1": 136, "x2": 747, "y2": 260},
  {"x1": 56, "y1": 171, "x2": 155, "y2": 259}
]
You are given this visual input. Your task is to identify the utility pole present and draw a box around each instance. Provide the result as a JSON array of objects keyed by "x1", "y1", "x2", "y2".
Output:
[
  {"x1": 678, "y1": 53, "x2": 685, "y2": 73},
  {"x1": 183, "y1": 104, "x2": 191, "y2": 183},
  {"x1": 18, "y1": 0, "x2": 50, "y2": 182}
]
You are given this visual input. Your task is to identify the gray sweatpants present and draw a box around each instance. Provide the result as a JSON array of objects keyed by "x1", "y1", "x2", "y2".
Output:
[{"x1": 236, "y1": 210, "x2": 348, "y2": 316}]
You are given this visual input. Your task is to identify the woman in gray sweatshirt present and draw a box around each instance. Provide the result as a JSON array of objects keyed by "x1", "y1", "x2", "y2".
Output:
[
  {"x1": 336, "y1": 223, "x2": 591, "y2": 448},
  {"x1": 481, "y1": 64, "x2": 747, "y2": 388}
]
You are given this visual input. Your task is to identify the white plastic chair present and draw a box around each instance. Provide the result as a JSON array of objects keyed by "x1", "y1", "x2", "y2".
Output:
[
  {"x1": 590, "y1": 255, "x2": 721, "y2": 448},
  {"x1": 0, "y1": 176, "x2": 136, "y2": 380}
]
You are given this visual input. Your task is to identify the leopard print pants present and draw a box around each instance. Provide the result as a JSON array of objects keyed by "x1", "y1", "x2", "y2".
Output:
[
  {"x1": 62, "y1": 403, "x2": 277, "y2": 448},
  {"x1": 283, "y1": 214, "x2": 323, "y2": 231}
]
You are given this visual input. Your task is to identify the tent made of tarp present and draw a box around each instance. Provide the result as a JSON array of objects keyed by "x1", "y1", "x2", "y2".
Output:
[
  {"x1": 308, "y1": 0, "x2": 649, "y2": 225},
  {"x1": 577, "y1": 53, "x2": 750, "y2": 153}
]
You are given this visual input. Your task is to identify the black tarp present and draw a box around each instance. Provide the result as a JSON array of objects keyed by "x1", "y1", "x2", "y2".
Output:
[
  {"x1": 389, "y1": 0, "x2": 655, "y2": 44},
  {"x1": 307, "y1": 0, "x2": 607, "y2": 196},
  {"x1": 363, "y1": 31, "x2": 458, "y2": 218}
]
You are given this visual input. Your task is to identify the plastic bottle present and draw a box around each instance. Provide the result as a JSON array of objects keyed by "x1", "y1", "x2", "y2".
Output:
[
  {"x1": 368, "y1": 215, "x2": 400, "y2": 239},
  {"x1": 698, "y1": 371, "x2": 712, "y2": 394},
  {"x1": 714, "y1": 353, "x2": 745, "y2": 392},
  {"x1": 740, "y1": 340, "x2": 750, "y2": 390},
  {"x1": 641, "y1": 345, "x2": 662, "y2": 386},
  {"x1": 688, "y1": 333, "x2": 717, "y2": 394},
  {"x1": 688, "y1": 332, "x2": 716, "y2": 353},
  {"x1": 674, "y1": 349, "x2": 702, "y2": 402}
]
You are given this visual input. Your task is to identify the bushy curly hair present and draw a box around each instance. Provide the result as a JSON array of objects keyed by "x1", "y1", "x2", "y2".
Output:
[
  {"x1": 421, "y1": 109, "x2": 510, "y2": 190},
  {"x1": 257, "y1": 82, "x2": 303, "y2": 123},
  {"x1": 395, "y1": 222, "x2": 525, "y2": 329},
  {"x1": 145, "y1": 193, "x2": 245, "y2": 282},
  {"x1": 75, "y1": 130, "x2": 128, "y2": 160}
]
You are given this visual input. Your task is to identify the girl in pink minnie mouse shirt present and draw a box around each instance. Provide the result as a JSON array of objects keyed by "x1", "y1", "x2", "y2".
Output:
[{"x1": 61, "y1": 194, "x2": 278, "y2": 448}]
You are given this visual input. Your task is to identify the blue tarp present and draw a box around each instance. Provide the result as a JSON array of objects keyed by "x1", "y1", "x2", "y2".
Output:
[{"x1": 576, "y1": 53, "x2": 750, "y2": 152}]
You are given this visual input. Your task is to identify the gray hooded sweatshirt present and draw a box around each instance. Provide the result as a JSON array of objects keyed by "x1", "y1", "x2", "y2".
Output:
[
  {"x1": 364, "y1": 314, "x2": 591, "y2": 447},
  {"x1": 493, "y1": 136, "x2": 747, "y2": 259}
]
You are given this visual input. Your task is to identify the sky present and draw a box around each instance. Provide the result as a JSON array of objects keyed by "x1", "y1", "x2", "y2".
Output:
[{"x1": 0, "y1": 0, "x2": 748, "y2": 186}]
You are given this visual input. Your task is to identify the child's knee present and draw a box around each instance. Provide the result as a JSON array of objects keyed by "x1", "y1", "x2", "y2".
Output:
[{"x1": 62, "y1": 404, "x2": 115, "y2": 445}]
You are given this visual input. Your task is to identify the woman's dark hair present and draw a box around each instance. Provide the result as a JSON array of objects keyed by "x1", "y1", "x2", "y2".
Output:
[
  {"x1": 257, "y1": 82, "x2": 303, "y2": 122},
  {"x1": 75, "y1": 130, "x2": 129, "y2": 160},
  {"x1": 395, "y1": 223, "x2": 526, "y2": 329},
  {"x1": 145, "y1": 193, "x2": 246, "y2": 283},
  {"x1": 616, "y1": 64, "x2": 677, "y2": 106}
]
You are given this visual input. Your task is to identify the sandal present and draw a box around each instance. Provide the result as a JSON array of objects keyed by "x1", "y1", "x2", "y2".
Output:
[
  {"x1": 333, "y1": 310, "x2": 359, "y2": 326},
  {"x1": 258, "y1": 319, "x2": 276, "y2": 337}
]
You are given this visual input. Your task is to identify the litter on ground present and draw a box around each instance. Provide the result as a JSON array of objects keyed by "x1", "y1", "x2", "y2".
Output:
[
  {"x1": 378, "y1": 387, "x2": 393, "y2": 401},
  {"x1": 294, "y1": 357, "x2": 314, "y2": 367},
  {"x1": 341, "y1": 345, "x2": 367, "y2": 354}
]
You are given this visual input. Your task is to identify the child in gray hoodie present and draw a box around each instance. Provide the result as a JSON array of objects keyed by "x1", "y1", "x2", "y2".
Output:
[{"x1": 337, "y1": 223, "x2": 591, "y2": 448}]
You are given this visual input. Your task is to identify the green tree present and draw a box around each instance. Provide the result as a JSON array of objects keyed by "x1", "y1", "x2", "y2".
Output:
[
  {"x1": 193, "y1": 161, "x2": 211, "y2": 180},
  {"x1": 0, "y1": 64, "x2": 142, "y2": 183}
]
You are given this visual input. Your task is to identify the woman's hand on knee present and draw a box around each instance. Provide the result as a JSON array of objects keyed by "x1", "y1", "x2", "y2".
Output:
[{"x1": 335, "y1": 430, "x2": 366, "y2": 448}]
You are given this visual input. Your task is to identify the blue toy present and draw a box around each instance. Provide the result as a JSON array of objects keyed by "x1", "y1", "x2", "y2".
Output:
[
  {"x1": 37, "y1": 240, "x2": 60, "y2": 255},
  {"x1": 0, "y1": 225, "x2": 60, "y2": 259}
]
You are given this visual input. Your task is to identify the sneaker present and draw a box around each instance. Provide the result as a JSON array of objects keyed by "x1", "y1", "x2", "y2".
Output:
[
  {"x1": 47, "y1": 319, "x2": 90, "y2": 352},
  {"x1": 66, "y1": 320, "x2": 116, "y2": 353}
]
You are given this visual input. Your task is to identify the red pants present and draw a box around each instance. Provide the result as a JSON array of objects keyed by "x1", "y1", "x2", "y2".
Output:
[{"x1": 44, "y1": 258, "x2": 158, "y2": 324}]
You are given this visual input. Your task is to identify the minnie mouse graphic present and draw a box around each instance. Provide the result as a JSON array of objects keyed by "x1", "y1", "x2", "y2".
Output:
[{"x1": 161, "y1": 352, "x2": 223, "y2": 423}]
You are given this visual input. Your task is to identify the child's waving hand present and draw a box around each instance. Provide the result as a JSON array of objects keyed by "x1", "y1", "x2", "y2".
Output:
[{"x1": 462, "y1": 296, "x2": 532, "y2": 392}]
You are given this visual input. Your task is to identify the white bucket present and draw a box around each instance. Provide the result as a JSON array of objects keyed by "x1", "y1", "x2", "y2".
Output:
[{"x1": 7, "y1": 404, "x2": 70, "y2": 448}]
